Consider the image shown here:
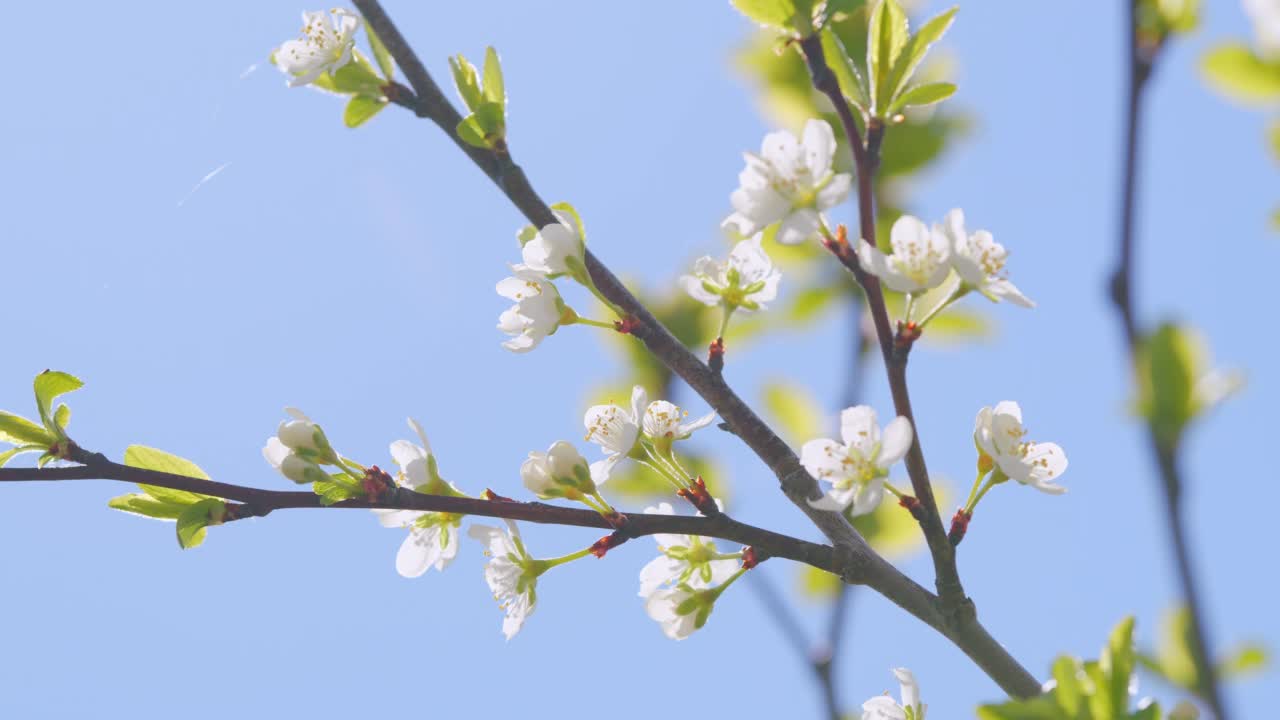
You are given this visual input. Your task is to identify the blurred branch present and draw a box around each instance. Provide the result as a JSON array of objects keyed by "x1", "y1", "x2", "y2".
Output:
[
  {"x1": 1111, "y1": 3, "x2": 1229, "y2": 718},
  {"x1": 346, "y1": 0, "x2": 1038, "y2": 699}
]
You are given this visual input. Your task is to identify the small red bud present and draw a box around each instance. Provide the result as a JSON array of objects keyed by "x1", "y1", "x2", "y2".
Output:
[
  {"x1": 741, "y1": 546, "x2": 761, "y2": 570},
  {"x1": 948, "y1": 508, "x2": 972, "y2": 547},
  {"x1": 483, "y1": 488, "x2": 516, "y2": 502},
  {"x1": 614, "y1": 315, "x2": 642, "y2": 334}
]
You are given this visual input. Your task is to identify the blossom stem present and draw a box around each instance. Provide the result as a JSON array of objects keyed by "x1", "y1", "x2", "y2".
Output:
[
  {"x1": 587, "y1": 491, "x2": 617, "y2": 518},
  {"x1": 638, "y1": 455, "x2": 687, "y2": 491},
  {"x1": 572, "y1": 316, "x2": 620, "y2": 330},
  {"x1": 915, "y1": 285, "x2": 970, "y2": 330},
  {"x1": 712, "y1": 551, "x2": 744, "y2": 561},
  {"x1": 962, "y1": 468, "x2": 992, "y2": 514},
  {"x1": 707, "y1": 566, "x2": 750, "y2": 602},
  {"x1": 539, "y1": 546, "x2": 596, "y2": 571},
  {"x1": 718, "y1": 304, "x2": 736, "y2": 339},
  {"x1": 882, "y1": 481, "x2": 910, "y2": 500},
  {"x1": 964, "y1": 474, "x2": 1003, "y2": 515},
  {"x1": 903, "y1": 293, "x2": 917, "y2": 324}
]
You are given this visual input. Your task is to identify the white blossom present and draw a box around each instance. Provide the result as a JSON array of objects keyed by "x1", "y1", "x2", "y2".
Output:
[
  {"x1": 937, "y1": 209, "x2": 1033, "y2": 308},
  {"x1": 521, "y1": 211, "x2": 585, "y2": 277},
  {"x1": 262, "y1": 436, "x2": 327, "y2": 484},
  {"x1": 645, "y1": 585, "x2": 705, "y2": 641},
  {"x1": 637, "y1": 502, "x2": 740, "y2": 598},
  {"x1": 722, "y1": 119, "x2": 853, "y2": 246},
  {"x1": 496, "y1": 265, "x2": 565, "y2": 353},
  {"x1": 373, "y1": 418, "x2": 464, "y2": 578},
  {"x1": 855, "y1": 215, "x2": 952, "y2": 294},
  {"x1": 584, "y1": 385, "x2": 646, "y2": 469},
  {"x1": 520, "y1": 441, "x2": 608, "y2": 499},
  {"x1": 276, "y1": 407, "x2": 330, "y2": 453},
  {"x1": 801, "y1": 406, "x2": 913, "y2": 515},
  {"x1": 469, "y1": 520, "x2": 538, "y2": 640},
  {"x1": 641, "y1": 400, "x2": 717, "y2": 444},
  {"x1": 1244, "y1": 0, "x2": 1280, "y2": 56},
  {"x1": 862, "y1": 667, "x2": 927, "y2": 720},
  {"x1": 974, "y1": 401, "x2": 1068, "y2": 494},
  {"x1": 273, "y1": 9, "x2": 359, "y2": 87},
  {"x1": 680, "y1": 235, "x2": 782, "y2": 311}
]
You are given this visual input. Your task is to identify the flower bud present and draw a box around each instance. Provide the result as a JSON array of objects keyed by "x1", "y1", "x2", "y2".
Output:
[
  {"x1": 520, "y1": 441, "x2": 595, "y2": 500},
  {"x1": 280, "y1": 453, "x2": 327, "y2": 485}
]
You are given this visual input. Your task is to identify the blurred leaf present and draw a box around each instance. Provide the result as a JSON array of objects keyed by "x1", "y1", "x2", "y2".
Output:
[
  {"x1": 820, "y1": 28, "x2": 869, "y2": 109},
  {"x1": 1215, "y1": 643, "x2": 1268, "y2": 678},
  {"x1": 923, "y1": 306, "x2": 993, "y2": 344},
  {"x1": 1142, "y1": 606, "x2": 1201, "y2": 694},
  {"x1": 1201, "y1": 43, "x2": 1280, "y2": 105},
  {"x1": 1102, "y1": 616, "x2": 1137, "y2": 716},
  {"x1": 761, "y1": 381, "x2": 823, "y2": 445},
  {"x1": 879, "y1": 110, "x2": 969, "y2": 178},
  {"x1": 887, "y1": 81, "x2": 956, "y2": 114},
  {"x1": 1269, "y1": 119, "x2": 1280, "y2": 161},
  {"x1": 798, "y1": 565, "x2": 842, "y2": 599},
  {"x1": 365, "y1": 21, "x2": 395, "y2": 80},
  {"x1": 343, "y1": 95, "x2": 387, "y2": 128},
  {"x1": 975, "y1": 696, "x2": 1064, "y2": 720},
  {"x1": 730, "y1": 0, "x2": 811, "y2": 34},
  {"x1": 1135, "y1": 323, "x2": 1238, "y2": 451},
  {"x1": 787, "y1": 282, "x2": 845, "y2": 324}
]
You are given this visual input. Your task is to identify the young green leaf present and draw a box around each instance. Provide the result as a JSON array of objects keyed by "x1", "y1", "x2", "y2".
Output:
[
  {"x1": 473, "y1": 101, "x2": 506, "y2": 140},
  {"x1": 1216, "y1": 643, "x2": 1269, "y2": 678},
  {"x1": 887, "y1": 81, "x2": 956, "y2": 114},
  {"x1": 365, "y1": 21, "x2": 396, "y2": 81},
  {"x1": 866, "y1": 0, "x2": 908, "y2": 113},
  {"x1": 108, "y1": 493, "x2": 187, "y2": 521},
  {"x1": 0, "y1": 411, "x2": 54, "y2": 447},
  {"x1": 33, "y1": 370, "x2": 82, "y2": 436},
  {"x1": 820, "y1": 28, "x2": 869, "y2": 111},
  {"x1": 1101, "y1": 616, "x2": 1137, "y2": 717},
  {"x1": 482, "y1": 46, "x2": 505, "y2": 109},
  {"x1": 761, "y1": 381, "x2": 822, "y2": 446},
  {"x1": 175, "y1": 498, "x2": 224, "y2": 549},
  {"x1": 53, "y1": 404, "x2": 70, "y2": 432},
  {"x1": 344, "y1": 95, "x2": 387, "y2": 127},
  {"x1": 123, "y1": 445, "x2": 215, "y2": 505},
  {"x1": 456, "y1": 115, "x2": 489, "y2": 148},
  {"x1": 884, "y1": 6, "x2": 957, "y2": 110},
  {"x1": 449, "y1": 54, "x2": 483, "y2": 111},
  {"x1": 1201, "y1": 43, "x2": 1280, "y2": 105},
  {"x1": 0, "y1": 444, "x2": 46, "y2": 468},
  {"x1": 328, "y1": 52, "x2": 385, "y2": 96}
]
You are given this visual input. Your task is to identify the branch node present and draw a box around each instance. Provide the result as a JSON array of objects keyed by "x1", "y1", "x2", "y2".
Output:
[
  {"x1": 708, "y1": 337, "x2": 726, "y2": 374},
  {"x1": 948, "y1": 508, "x2": 972, "y2": 547},
  {"x1": 613, "y1": 315, "x2": 642, "y2": 335},
  {"x1": 676, "y1": 476, "x2": 719, "y2": 517},
  {"x1": 482, "y1": 488, "x2": 516, "y2": 502}
]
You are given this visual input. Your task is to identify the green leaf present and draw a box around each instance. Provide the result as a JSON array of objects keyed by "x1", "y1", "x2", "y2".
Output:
[
  {"x1": 797, "y1": 565, "x2": 842, "y2": 599},
  {"x1": 344, "y1": 95, "x2": 387, "y2": 128},
  {"x1": 53, "y1": 404, "x2": 70, "y2": 432},
  {"x1": 449, "y1": 54, "x2": 483, "y2": 111},
  {"x1": 786, "y1": 283, "x2": 841, "y2": 325},
  {"x1": 329, "y1": 53, "x2": 385, "y2": 95},
  {"x1": 975, "y1": 695, "x2": 1065, "y2": 720},
  {"x1": 482, "y1": 46, "x2": 505, "y2": 108},
  {"x1": 33, "y1": 370, "x2": 82, "y2": 436},
  {"x1": 1101, "y1": 616, "x2": 1136, "y2": 717},
  {"x1": 884, "y1": 6, "x2": 957, "y2": 111},
  {"x1": 456, "y1": 115, "x2": 489, "y2": 148},
  {"x1": 1050, "y1": 656, "x2": 1084, "y2": 716},
  {"x1": 123, "y1": 445, "x2": 214, "y2": 506},
  {"x1": 1150, "y1": 606, "x2": 1202, "y2": 692},
  {"x1": 867, "y1": 0, "x2": 908, "y2": 113},
  {"x1": 1135, "y1": 323, "x2": 1228, "y2": 451},
  {"x1": 108, "y1": 493, "x2": 186, "y2": 521},
  {"x1": 314, "y1": 477, "x2": 363, "y2": 506},
  {"x1": 1201, "y1": 43, "x2": 1280, "y2": 105},
  {"x1": 1216, "y1": 643, "x2": 1268, "y2": 678},
  {"x1": 820, "y1": 28, "x2": 869, "y2": 109},
  {"x1": 887, "y1": 81, "x2": 956, "y2": 114},
  {"x1": 761, "y1": 381, "x2": 822, "y2": 446},
  {"x1": 175, "y1": 498, "x2": 224, "y2": 549},
  {"x1": 0, "y1": 411, "x2": 54, "y2": 447},
  {"x1": 1269, "y1": 119, "x2": 1280, "y2": 162},
  {"x1": 365, "y1": 21, "x2": 395, "y2": 81},
  {"x1": 730, "y1": 0, "x2": 811, "y2": 35},
  {"x1": 0, "y1": 444, "x2": 45, "y2": 467},
  {"x1": 473, "y1": 100, "x2": 506, "y2": 140}
]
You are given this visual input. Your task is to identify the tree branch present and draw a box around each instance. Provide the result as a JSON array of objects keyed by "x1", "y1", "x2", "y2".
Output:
[
  {"x1": 1111, "y1": 5, "x2": 1229, "y2": 718},
  {"x1": 343, "y1": 0, "x2": 1037, "y2": 698},
  {"x1": 796, "y1": 34, "x2": 961, "y2": 608}
]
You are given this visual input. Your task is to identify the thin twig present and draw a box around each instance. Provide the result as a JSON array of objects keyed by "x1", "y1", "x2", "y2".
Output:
[{"x1": 1112, "y1": 4, "x2": 1229, "y2": 718}]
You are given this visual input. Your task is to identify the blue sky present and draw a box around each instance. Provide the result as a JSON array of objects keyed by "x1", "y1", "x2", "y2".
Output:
[{"x1": 1, "y1": 1, "x2": 1275, "y2": 717}]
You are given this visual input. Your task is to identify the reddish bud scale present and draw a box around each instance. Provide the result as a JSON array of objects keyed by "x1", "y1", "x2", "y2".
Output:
[
  {"x1": 895, "y1": 321, "x2": 922, "y2": 349},
  {"x1": 741, "y1": 546, "x2": 761, "y2": 570},
  {"x1": 676, "y1": 476, "x2": 719, "y2": 517},
  {"x1": 614, "y1": 316, "x2": 642, "y2": 335},
  {"x1": 483, "y1": 488, "x2": 516, "y2": 503},
  {"x1": 948, "y1": 509, "x2": 972, "y2": 547},
  {"x1": 708, "y1": 338, "x2": 726, "y2": 374},
  {"x1": 898, "y1": 495, "x2": 927, "y2": 523},
  {"x1": 603, "y1": 511, "x2": 629, "y2": 530},
  {"x1": 361, "y1": 465, "x2": 396, "y2": 502},
  {"x1": 589, "y1": 531, "x2": 629, "y2": 558}
]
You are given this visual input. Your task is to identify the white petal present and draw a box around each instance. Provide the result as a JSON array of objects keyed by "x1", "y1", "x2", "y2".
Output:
[
  {"x1": 638, "y1": 555, "x2": 682, "y2": 597},
  {"x1": 848, "y1": 478, "x2": 886, "y2": 517},
  {"x1": 801, "y1": 118, "x2": 836, "y2": 179},
  {"x1": 395, "y1": 530, "x2": 433, "y2": 578},
  {"x1": 840, "y1": 405, "x2": 882, "y2": 455},
  {"x1": 816, "y1": 173, "x2": 852, "y2": 210},
  {"x1": 680, "y1": 275, "x2": 723, "y2": 306},
  {"x1": 801, "y1": 438, "x2": 854, "y2": 484},
  {"x1": 877, "y1": 416, "x2": 914, "y2": 467},
  {"x1": 775, "y1": 208, "x2": 822, "y2": 246},
  {"x1": 807, "y1": 486, "x2": 856, "y2": 511},
  {"x1": 262, "y1": 437, "x2": 290, "y2": 469},
  {"x1": 678, "y1": 411, "x2": 718, "y2": 437}
]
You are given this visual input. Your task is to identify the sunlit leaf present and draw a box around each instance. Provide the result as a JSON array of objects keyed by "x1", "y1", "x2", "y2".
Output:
[
  {"x1": 344, "y1": 95, "x2": 387, "y2": 127},
  {"x1": 1201, "y1": 43, "x2": 1280, "y2": 105}
]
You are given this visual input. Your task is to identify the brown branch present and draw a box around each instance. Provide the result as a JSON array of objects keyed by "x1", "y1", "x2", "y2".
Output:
[
  {"x1": 1111, "y1": 5, "x2": 1229, "y2": 718},
  {"x1": 797, "y1": 34, "x2": 961, "y2": 608},
  {"x1": 343, "y1": 0, "x2": 1037, "y2": 698}
]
